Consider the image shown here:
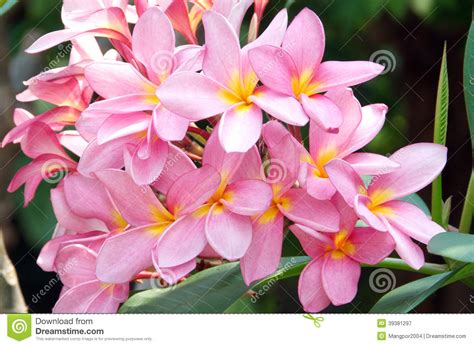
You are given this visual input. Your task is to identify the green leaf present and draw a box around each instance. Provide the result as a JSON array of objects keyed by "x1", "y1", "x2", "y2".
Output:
[
  {"x1": 464, "y1": 15, "x2": 474, "y2": 150},
  {"x1": 119, "y1": 257, "x2": 308, "y2": 313},
  {"x1": 459, "y1": 171, "x2": 474, "y2": 234},
  {"x1": 433, "y1": 43, "x2": 449, "y2": 146},
  {"x1": 119, "y1": 262, "x2": 247, "y2": 313},
  {"x1": 441, "y1": 196, "x2": 452, "y2": 229},
  {"x1": 428, "y1": 232, "x2": 474, "y2": 263},
  {"x1": 370, "y1": 263, "x2": 474, "y2": 313},
  {"x1": 431, "y1": 43, "x2": 449, "y2": 225}
]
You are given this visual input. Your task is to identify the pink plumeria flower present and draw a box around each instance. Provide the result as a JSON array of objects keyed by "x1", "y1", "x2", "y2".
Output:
[
  {"x1": 157, "y1": 9, "x2": 299, "y2": 152},
  {"x1": 5, "y1": 38, "x2": 107, "y2": 149},
  {"x1": 62, "y1": 0, "x2": 139, "y2": 26},
  {"x1": 248, "y1": 8, "x2": 384, "y2": 132},
  {"x1": 51, "y1": 174, "x2": 129, "y2": 235},
  {"x1": 325, "y1": 143, "x2": 447, "y2": 269},
  {"x1": 154, "y1": 128, "x2": 273, "y2": 277},
  {"x1": 2, "y1": 107, "x2": 80, "y2": 148},
  {"x1": 7, "y1": 122, "x2": 77, "y2": 206},
  {"x1": 249, "y1": 0, "x2": 270, "y2": 41},
  {"x1": 52, "y1": 244, "x2": 129, "y2": 313},
  {"x1": 291, "y1": 195, "x2": 395, "y2": 312},
  {"x1": 158, "y1": 0, "x2": 259, "y2": 44},
  {"x1": 80, "y1": 7, "x2": 203, "y2": 184},
  {"x1": 263, "y1": 88, "x2": 399, "y2": 200},
  {"x1": 241, "y1": 132, "x2": 340, "y2": 285},
  {"x1": 38, "y1": 231, "x2": 109, "y2": 272},
  {"x1": 26, "y1": 1, "x2": 132, "y2": 54},
  {"x1": 92, "y1": 167, "x2": 219, "y2": 284}
]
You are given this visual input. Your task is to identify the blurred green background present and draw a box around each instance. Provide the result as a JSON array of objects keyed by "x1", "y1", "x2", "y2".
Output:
[{"x1": 0, "y1": 0, "x2": 472, "y2": 313}]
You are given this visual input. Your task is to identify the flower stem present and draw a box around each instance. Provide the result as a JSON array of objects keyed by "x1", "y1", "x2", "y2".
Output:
[
  {"x1": 134, "y1": 271, "x2": 161, "y2": 280},
  {"x1": 459, "y1": 169, "x2": 474, "y2": 234},
  {"x1": 363, "y1": 258, "x2": 448, "y2": 275},
  {"x1": 288, "y1": 125, "x2": 303, "y2": 144}
]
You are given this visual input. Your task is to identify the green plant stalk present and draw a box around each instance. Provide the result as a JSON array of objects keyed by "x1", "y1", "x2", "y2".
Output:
[
  {"x1": 258, "y1": 257, "x2": 448, "y2": 287},
  {"x1": 431, "y1": 176, "x2": 443, "y2": 226},
  {"x1": 362, "y1": 257, "x2": 448, "y2": 276},
  {"x1": 459, "y1": 170, "x2": 474, "y2": 233}
]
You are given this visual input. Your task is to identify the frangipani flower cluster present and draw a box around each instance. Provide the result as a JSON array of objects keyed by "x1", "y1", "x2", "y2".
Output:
[{"x1": 3, "y1": 0, "x2": 447, "y2": 313}]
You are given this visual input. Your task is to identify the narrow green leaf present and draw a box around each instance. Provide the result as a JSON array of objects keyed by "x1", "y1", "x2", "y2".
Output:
[
  {"x1": 370, "y1": 263, "x2": 473, "y2": 313},
  {"x1": 431, "y1": 43, "x2": 449, "y2": 225},
  {"x1": 464, "y1": 15, "x2": 474, "y2": 150},
  {"x1": 428, "y1": 232, "x2": 474, "y2": 263},
  {"x1": 433, "y1": 43, "x2": 449, "y2": 146},
  {"x1": 459, "y1": 14, "x2": 474, "y2": 234},
  {"x1": 459, "y1": 171, "x2": 474, "y2": 234},
  {"x1": 441, "y1": 196, "x2": 452, "y2": 229}
]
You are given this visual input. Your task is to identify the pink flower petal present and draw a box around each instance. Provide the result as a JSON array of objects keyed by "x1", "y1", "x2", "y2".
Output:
[
  {"x1": 157, "y1": 72, "x2": 232, "y2": 120},
  {"x1": 154, "y1": 211, "x2": 208, "y2": 268},
  {"x1": 283, "y1": 8, "x2": 325, "y2": 74},
  {"x1": 248, "y1": 45, "x2": 297, "y2": 96},
  {"x1": 205, "y1": 204, "x2": 252, "y2": 260},
  {"x1": 96, "y1": 224, "x2": 167, "y2": 283},
  {"x1": 63, "y1": 174, "x2": 123, "y2": 230},
  {"x1": 130, "y1": 137, "x2": 169, "y2": 185},
  {"x1": 344, "y1": 153, "x2": 400, "y2": 175},
  {"x1": 220, "y1": 179, "x2": 273, "y2": 216},
  {"x1": 152, "y1": 144, "x2": 196, "y2": 194},
  {"x1": 250, "y1": 86, "x2": 308, "y2": 125},
  {"x1": 84, "y1": 61, "x2": 156, "y2": 98},
  {"x1": 347, "y1": 227, "x2": 395, "y2": 265},
  {"x1": 167, "y1": 165, "x2": 221, "y2": 217},
  {"x1": 152, "y1": 105, "x2": 189, "y2": 141},
  {"x1": 322, "y1": 254, "x2": 360, "y2": 306},
  {"x1": 354, "y1": 194, "x2": 387, "y2": 232},
  {"x1": 309, "y1": 88, "x2": 362, "y2": 158},
  {"x1": 301, "y1": 94, "x2": 343, "y2": 132},
  {"x1": 290, "y1": 224, "x2": 329, "y2": 259},
  {"x1": 385, "y1": 221, "x2": 425, "y2": 270},
  {"x1": 202, "y1": 10, "x2": 242, "y2": 89},
  {"x1": 218, "y1": 103, "x2": 262, "y2": 153},
  {"x1": 339, "y1": 103, "x2": 387, "y2": 157},
  {"x1": 78, "y1": 136, "x2": 138, "y2": 177},
  {"x1": 325, "y1": 159, "x2": 366, "y2": 208},
  {"x1": 368, "y1": 143, "x2": 447, "y2": 203},
  {"x1": 94, "y1": 169, "x2": 172, "y2": 226},
  {"x1": 298, "y1": 257, "x2": 331, "y2": 312},
  {"x1": 97, "y1": 112, "x2": 150, "y2": 145},
  {"x1": 383, "y1": 200, "x2": 445, "y2": 244},
  {"x1": 312, "y1": 61, "x2": 384, "y2": 92},
  {"x1": 278, "y1": 188, "x2": 340, "y2": 232},
  {"x1": 132, "y1": 7, "x2": 175, "y2": 77},
  {"x1": 55, "y1": 244, "x2": 97, "y2": 287},
  {"x1": 304, "y1": 166, "x2": 337, "y2": 200},
  {"x1": 241, "y1": 213, "x2": 284, "y2": 285},
  {"x1": 202, "y1": 126, "x2": 245, "y2": 182}
]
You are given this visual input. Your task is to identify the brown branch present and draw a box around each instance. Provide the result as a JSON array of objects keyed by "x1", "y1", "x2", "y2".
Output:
[{"x1": 0, "y1": 231, "x2": 27, "y2": 313}]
